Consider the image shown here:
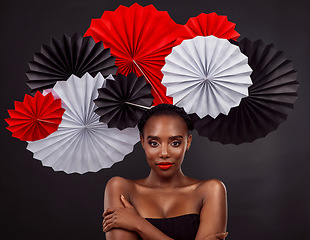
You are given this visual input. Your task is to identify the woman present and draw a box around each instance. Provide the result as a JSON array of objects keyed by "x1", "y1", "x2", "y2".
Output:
[{"x1": 102, "y1": 104, "x2": 228, "y2": 240}]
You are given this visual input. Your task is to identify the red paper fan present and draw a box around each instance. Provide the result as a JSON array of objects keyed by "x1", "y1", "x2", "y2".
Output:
[
  {"x1": 5, "y1": 91, "x2": 65, "y2": 141},
  {"x1": 175, "y1": 12, "x2": 240, "y2": 45},
  {"x1": 84, "y1": 3, "x2": 182, "y2": 105}
]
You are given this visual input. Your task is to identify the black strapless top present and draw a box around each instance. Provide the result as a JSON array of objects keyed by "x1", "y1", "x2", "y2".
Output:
[{"x1": 138, "y1": 213, "x2": 200, "y2": 240}]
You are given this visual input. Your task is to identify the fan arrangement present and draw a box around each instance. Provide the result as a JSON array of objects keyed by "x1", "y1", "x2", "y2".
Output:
[{"x1": 5, "y1": 3, "x2": 298, "y2": 174}]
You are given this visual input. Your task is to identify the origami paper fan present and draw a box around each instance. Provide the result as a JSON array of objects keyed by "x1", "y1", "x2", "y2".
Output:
[
  {"x1": 94, "y1": 72, "x2": 153, "y2": 130},
  {"x1": 175, "y1": 12, "x2": 240, "y2": 45},
  {"x1": 26, "y1": 33, "x2": 117, "y2": 95},
  {"x1": 162, "y1": 35, "x2": 252, "y2": 119},
  {"x1": 27, "y1": 73, "x2": 140, "y2": 174},
  {"x1": 84, "y1": 3, "x2": 182, "y2": 105},
  {"x1": 5, "y1": 91, "x2": 65, "y2": 141},
  {"x1": 192, "y1": 38, "x2": 299, "y2": 144}
]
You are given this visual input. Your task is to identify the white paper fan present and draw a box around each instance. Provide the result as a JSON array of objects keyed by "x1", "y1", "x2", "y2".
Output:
[
  {"x1": 27, "y1": 73, "x2": 140, "y2": 174},
  {"x1": 162, "y1": 35, "x2": 253, "y2": 118}
]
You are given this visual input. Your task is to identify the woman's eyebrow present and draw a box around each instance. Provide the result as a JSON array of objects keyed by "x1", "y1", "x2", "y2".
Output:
[
  {"x1": 169, "y1": 135, "x2": 183, "y2": 139},
  {"x1": 147, "y1": 136, "x2": 160, "y2": 140},
  {"x1": 146, "y1": 135, "x2": 183, "y2": 140}
]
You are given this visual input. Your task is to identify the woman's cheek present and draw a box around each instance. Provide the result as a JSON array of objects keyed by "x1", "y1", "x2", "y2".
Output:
[{"x1": 145, "y1": 149, "x2": 157, "y2": 161}]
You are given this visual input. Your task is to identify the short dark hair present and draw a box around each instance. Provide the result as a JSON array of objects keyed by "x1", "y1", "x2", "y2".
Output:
[{"x1": 138, "y1": 104, "x2": 194, "y2": 134}]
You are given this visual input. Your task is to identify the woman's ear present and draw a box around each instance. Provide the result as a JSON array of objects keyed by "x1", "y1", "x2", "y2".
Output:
[
  {"x1": 140, "y1": 134, "x2": 145, "y2": 149},
  {"x1": 186, "y1": 134, "x2": 192, "y2": 151}
]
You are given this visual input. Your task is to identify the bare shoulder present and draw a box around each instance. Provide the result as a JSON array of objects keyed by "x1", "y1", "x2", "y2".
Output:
[
  {"x1": 106, "y1": 176, "x2": 133, "y2": 188},
  {"x1": 104, "y1": 176, "x2": 137, "y2": 210},
  {"x1": 197, "y1": 179, "x2": 227, "y2": 198},
  {"x1": 105, "y1": 176, "x2": 135, "y2": 196}
]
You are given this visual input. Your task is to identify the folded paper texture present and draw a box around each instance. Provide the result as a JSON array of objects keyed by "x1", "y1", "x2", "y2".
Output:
[
  {"x1": 191, "y1": 38, "x2": 299, "y2": 144},
  {"x1": 5, "y1": 92, "x2": 65, "y2": 141},
  {"x1": 5, "y1": 4, "x2": 300, "y2": 174},
  {"x1": 84, "y1": 3, "x2": 183, "y2": 105},
  {"x1": 162, "y1": 35, "x2": 252, "y2": 119},
  {"x1": 26, "y1": 33, "x2": 117, "y2": 95},
  {"x1": 26, "y1": 73, "x2": 140, "y2": 174},
  {"x1": 94, "y1": 72, "x2": 154, "y2": 130},
  {"x1": 175, "y1": 12, "x2": 240, "y2": 45}
]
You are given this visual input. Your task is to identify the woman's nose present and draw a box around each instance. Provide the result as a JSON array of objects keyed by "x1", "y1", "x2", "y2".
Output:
[{"x1": 160, "y1": 144, "x2": 169, "y2": 158}]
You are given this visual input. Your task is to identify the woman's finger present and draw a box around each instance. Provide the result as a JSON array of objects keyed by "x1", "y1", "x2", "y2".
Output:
[
  {"x1": 103, "y1": 212, "x2": 114, "y2": 221},
  {"x1": 120, "y1": 194, "x2": 134, "y2": 208},
  {"x1": 102, "y1": 212, "x2": 114, "y2": 226},
  {"x1": 103, "y1": 207, "x2": 116, "y2": 217},
  {"x1": 215, "y1": 232, "x2": 228, "y2": 239},
  {"x1": 103, "y1": 219, "x2": 118, "y2": 232},
  {"x1": 103, "y1": 217, "x2": 115, "y2": 229}
]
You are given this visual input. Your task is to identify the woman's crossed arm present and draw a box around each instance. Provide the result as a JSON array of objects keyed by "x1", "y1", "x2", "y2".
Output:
[{"x1": 103, "y1": 177, "x2": 228, "y2": 240}]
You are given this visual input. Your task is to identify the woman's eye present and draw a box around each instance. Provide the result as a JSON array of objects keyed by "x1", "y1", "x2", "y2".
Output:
[
  {"x1": 148, "y1": 141, "x2": 159, "y2": 147},
  {"x1": 171, "y1": 141, "x2": 181, "y2": 147}
]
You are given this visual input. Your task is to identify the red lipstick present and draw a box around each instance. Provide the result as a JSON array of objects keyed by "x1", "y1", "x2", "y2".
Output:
[{"x1": 157, "y1": 162, "x2": 174, "y2": 170}]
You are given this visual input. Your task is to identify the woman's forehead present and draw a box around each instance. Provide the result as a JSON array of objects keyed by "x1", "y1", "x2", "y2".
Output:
[{"x1": 143, "y1": 115, "x2": 188, "y2": 135}]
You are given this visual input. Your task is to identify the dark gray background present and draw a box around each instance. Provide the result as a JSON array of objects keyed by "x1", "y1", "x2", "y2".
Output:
[{"x1": 1, "y1": 0, "x2": 309, "y2": 239}]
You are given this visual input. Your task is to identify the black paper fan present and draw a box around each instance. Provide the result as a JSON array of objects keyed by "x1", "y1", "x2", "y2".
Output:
[
  {"x1": 192, "y1": 38, "x2": 299, "y2": 144},
  {"x1": 94, "y1": 73, "x2": 154, "y2": 130},
  {"x1": 26, "y1": 33, "x2": 118, "y2": 94}
]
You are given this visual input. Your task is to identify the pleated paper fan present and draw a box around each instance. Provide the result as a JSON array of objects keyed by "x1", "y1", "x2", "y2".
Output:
[
  {"x1": 5, "y1": 91, "x2": 65, "y2": 141},
  {"x1": 84, "y1": 3, "x2": 182, "y2": 105},
  {"x1": 27, "y1": 73, "x2": 140, "y2": 174},
  {"x1": 162, "y1": 35, "x2": 252, "y2": 119},
  {"x1": 192, "y1": 38, "x2": 299, "y2": 144},
  {"x1": 26, "y1": 33, "x2": 117, "y2": 95},
  {"x1": 94, "y1": 72, "x2": 154, "y2": 130},
  {"x1": 175, "y1": 12, "x2": 240, "y2": 45}
]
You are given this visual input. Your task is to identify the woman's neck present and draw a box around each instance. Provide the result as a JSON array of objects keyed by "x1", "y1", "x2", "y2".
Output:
[{"x1": 143, "y1": 169, "x2": 191, "y2": 188}]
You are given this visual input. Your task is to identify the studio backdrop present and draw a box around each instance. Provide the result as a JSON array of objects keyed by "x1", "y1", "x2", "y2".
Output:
[{"x1": 1, "y1": 0, "x2": 309, "y2": 239}]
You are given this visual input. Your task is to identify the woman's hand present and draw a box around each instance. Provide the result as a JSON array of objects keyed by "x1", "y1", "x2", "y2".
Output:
[
  {"x1": 204, "y1": 232, "x2": 228, "y2": 240},
  {"x1": 102, "y1": 194, "x2": 142, "y2": 232}
]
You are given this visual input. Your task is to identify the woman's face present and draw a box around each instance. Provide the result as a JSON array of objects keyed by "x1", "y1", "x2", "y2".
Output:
[{"x1": 140, "y1": 114, "x2": 192, "y2": 177}]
